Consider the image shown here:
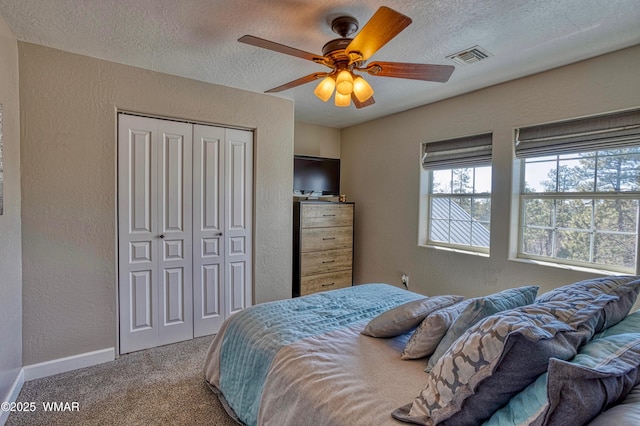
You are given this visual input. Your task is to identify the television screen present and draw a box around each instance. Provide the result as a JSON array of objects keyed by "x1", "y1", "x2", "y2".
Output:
[{"x1": 293, "y1": 156, "x2": 340, "y2": 196}]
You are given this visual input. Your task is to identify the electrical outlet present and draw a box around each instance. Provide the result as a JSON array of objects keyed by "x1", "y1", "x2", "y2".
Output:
[{"x1": 401, "y1": 274, "x2": 409, "y2": 289}]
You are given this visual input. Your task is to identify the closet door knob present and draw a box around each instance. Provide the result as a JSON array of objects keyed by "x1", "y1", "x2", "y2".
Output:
[{"x1": 158, "y1": 234, "x2": 165, "y2": 239}]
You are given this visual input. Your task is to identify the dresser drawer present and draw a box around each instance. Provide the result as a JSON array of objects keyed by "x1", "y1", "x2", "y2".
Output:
[
  {"x1": 300, "y1": 270, "x2": 352, "y2": 296},
  {"x1": 301, "y1": 248, "x2": 352, "y2": 276},
  {"x1": 301, "y1": 226, "x2": 353, "y2": 252},
  {"x1": 301, "y1": 204, "x2": 354, "y2": 228}
]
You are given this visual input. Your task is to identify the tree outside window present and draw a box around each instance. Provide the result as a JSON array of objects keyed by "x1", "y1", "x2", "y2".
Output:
[{"x1": 520, "y1": 147, "x2": 640, "y2": 272}]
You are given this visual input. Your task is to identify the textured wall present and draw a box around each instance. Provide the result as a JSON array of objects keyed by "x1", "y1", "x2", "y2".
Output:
[
  {"x1": 341, "y1": 45, "x2": 640, "y2": 299},
  {"x1": 294, "y1": 122, "x2": 341, "y2": 159},
  {"x1": 0, "y1": 13, "x2": 22, "y2": 402},
  {"x1": 18, "y1": 42, "x2": 294, "y2": 365}
]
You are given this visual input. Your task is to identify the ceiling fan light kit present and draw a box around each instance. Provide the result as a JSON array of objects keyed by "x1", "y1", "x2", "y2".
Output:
[
  {"x1": 239, "y1": 6, "x2": 455, "y2": 109},
  {"x1": 335, "y1": 70, "x2": 354, "y2": 96},
  {"x1": 352, "y1": 76, "x2": 374, "y2": 102},
  {"x1": 311, "y1": 70, "x2": 373, "y2": 107},
  {"x1": 334, "y1": 91, "x2": 351, "y2": 107},
  {"x1": 314, "y1": 76, "x2": 336, "y2": 102}
]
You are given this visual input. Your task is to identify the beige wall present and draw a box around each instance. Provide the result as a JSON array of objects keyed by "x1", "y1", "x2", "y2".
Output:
[
  {"x1": 18, "y1": 42, "x2": 294, "y2": 365},
  {"x1": 0, "y1": 13, "x2": 22, "y2": 402},
  {"x1": 294, "y1": 121, "x2": 341, "y2": 158},
  {"x1": 341, "y1": 45, "x2": 640, "y2": 299}
]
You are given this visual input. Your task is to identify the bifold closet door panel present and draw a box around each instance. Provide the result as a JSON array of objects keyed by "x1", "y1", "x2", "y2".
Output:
[
  {"x1": 118, "y1": 114, "x2": 194, "y2": 353},
  {"x1": 192, "y1": 124, "x2": 226, "y2": 337}
]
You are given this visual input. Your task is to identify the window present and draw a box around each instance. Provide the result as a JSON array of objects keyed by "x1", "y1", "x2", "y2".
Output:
[
  {"x1": 515, "y1": 109, "x2": 640, "y2": 273},
  {"x1": 420, "y1": 133, "x2": 492, "y2": 252}
]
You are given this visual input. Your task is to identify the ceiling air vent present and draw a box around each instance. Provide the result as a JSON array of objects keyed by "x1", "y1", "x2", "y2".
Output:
[{"x1": 446, "y1": 46, "x2": 492, "y2": 65}]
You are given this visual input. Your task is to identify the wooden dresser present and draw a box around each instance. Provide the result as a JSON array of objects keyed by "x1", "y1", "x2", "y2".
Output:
[{"x1": 293, "y1": 201, "x2": 354, "y2": 297}]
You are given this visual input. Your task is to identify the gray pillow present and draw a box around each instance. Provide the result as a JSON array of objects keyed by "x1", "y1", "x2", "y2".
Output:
[
  {"x1": 401, "y1": 300, "x2": 472, "y2": 360},
  {"x1": 426, "y1": 285, "x2": 539, "y2": 371},
  {"x1": 536, "y1": 275, "x2": 640, "y2": 332},
  {"x1": 588, "y1": 386, "x2": 640, "y2": 426},
  {"x1": 485, "y1": 331, "x2": 640, "y2": 426},
  {"x1": 393, "y1": 294, "x2": 613, "y2": 425},
  {"x1": 544, "y1": 333, "x2": 640, "y2": 425},
  {"x1": 361, "y1": 294, "x2": 463, "y2": 338}
]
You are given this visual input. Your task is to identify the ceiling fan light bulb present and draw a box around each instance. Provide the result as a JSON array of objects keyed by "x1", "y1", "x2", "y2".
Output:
[
  {"x1": 353, "y1": 76, "x2": 374, "y2": 102},
  {"x1": 335, "y1": 70, "x2": 354, "y2": 96},
  {"x1": 314, "y1": 76, "x2": 336, "y2": 102},
  {"x1": 334, "y1": 91, "x2": 351, "y2": 107}
]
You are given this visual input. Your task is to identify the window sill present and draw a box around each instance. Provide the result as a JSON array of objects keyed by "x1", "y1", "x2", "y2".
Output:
[
  {"x1": 509, "y1": 257, "x2": 632, "y2": 276},
  {"x1": 419, "y1": 243, "x2": 490, "y2": 258}
]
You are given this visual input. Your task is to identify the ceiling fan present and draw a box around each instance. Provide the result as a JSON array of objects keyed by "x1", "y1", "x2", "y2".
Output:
[{"x1": 238, "y1": 6, "x2": 455, "y2": 108}]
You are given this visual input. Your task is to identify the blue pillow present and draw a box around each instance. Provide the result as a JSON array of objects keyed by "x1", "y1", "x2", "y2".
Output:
[
  {"x1": 482, "y1": 372, "x2": 548, "y2": 426},
  {"x1": 594, "y1": 309, "x2": 640, "y2": 339},
  {"x1": 426, "y1": 286, "x2": 539, "y2": 371}
]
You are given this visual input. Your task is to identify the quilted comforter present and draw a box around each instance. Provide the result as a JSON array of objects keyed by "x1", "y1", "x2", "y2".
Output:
[{"x1": 204, "y1": 284, "x2": 428, "y2": 426}]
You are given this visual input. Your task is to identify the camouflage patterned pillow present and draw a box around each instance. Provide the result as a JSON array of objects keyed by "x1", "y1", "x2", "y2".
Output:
[{"x1": 392, "y1": 294, "x2": 615, "y2": 425}]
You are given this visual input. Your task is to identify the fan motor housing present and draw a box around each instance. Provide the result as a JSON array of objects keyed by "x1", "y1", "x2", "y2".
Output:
[
  {"x1": 322, "y1": 38, "x2": 352, "y2": 58},
  {"x1": 331, "y1": 15, "x2": 358, "y2": 37}
]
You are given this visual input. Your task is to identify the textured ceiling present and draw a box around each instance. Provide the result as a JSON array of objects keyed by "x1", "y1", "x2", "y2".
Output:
[{"x1": 1, "y1": 0, "x2": 639, "y2": 128}]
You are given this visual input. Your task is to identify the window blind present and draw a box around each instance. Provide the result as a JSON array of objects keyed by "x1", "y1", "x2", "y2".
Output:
[
  {"x1": 515, "y1": 109, "x2": 640, "y2": 158},
  {"x1": 421, "y1": 133, "x2": 492, "y2": 170}
]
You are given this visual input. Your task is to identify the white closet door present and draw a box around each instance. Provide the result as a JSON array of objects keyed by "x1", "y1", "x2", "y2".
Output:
[
  {"x1": 193, "y1": 126, "x2": 253, "y2": 336},
  {"x1": 156, "y1": 119, "x2": 193, "y2": 346},
  {"x1": 118, "y1": 115, "x2": 194, "y2": 353},
  {"x1": 225, "y1": 129, "x2": 253, "y2": 318},
  {"x1": 119, "y1": 115, "x2": 253, "y2": 350},
  {"x1": 192, "y1": 124, "x2": 226, "y2": 337}
]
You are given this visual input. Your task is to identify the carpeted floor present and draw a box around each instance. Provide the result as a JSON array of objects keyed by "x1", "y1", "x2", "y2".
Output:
[{"x1": 7, "y1": 336, "x2": 237, "y2": 425}]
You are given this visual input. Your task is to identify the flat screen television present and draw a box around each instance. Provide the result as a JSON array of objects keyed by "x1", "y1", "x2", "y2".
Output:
[{"x1": 293, "y1": 155, "x2": 340, "y2": 196}]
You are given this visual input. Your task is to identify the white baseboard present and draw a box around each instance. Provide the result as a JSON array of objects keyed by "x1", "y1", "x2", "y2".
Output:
[
  {"x1": 23, "y1": 348, "x2": 115, "y2": 381},
  {"x1": 0, "y1": 368, "x2": 25, "y2": 426}
]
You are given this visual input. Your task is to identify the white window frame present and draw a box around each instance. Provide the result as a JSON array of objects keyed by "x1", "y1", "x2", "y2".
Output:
[
  {"x1": 419, "y1": 133, "x2": 493, "y2": 255},
  {"x1": 514, "y1": 109, "x2": 640, "y2": 274}
]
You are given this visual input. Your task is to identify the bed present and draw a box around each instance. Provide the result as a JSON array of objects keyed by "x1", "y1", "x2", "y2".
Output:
[{"x1": 204, "y1": 279, "x2": 640, "y2": 426}]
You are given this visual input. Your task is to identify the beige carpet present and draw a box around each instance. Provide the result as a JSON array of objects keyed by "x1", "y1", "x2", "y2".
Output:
[{"x1": 7, "y1": 336, "x2": 237, "y2": 425}]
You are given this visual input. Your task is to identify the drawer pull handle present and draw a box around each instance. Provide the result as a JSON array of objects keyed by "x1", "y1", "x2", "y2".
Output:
[
  {"x1": 322, "y1": 214, "x2": 336, "y2": 217},
  {"x1": 322, "y1": 260, "x2": 335, "y2": 264},
  {"x1": 322, "y1": 282, "x2": 335, "y2": 287},
  {"x1": 322, "y1": 237, "x2": 336, "y2": 240}
]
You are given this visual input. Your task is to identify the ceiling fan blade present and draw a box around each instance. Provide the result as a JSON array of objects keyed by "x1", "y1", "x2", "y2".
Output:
[
  {"x1": 265, "y1": 72, "x2": 328, "y2": 93},
  {"x1": 346, "y1": 6, "x2": 412, "y2": 62},
  {"x1": 351, "y1": 93, "x2": 375, "y2": 109},
  {"x1": 363, "y1": 62, "x2": 455, "y2": 82},
  {"x1": 239, "y1": 35, "x2": 325, "y2": 63}
]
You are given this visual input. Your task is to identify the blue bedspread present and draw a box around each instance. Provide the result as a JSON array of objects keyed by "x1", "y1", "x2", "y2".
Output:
[{"x1": 218, "y1": 284, "x2": 424, "y2": 426}]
